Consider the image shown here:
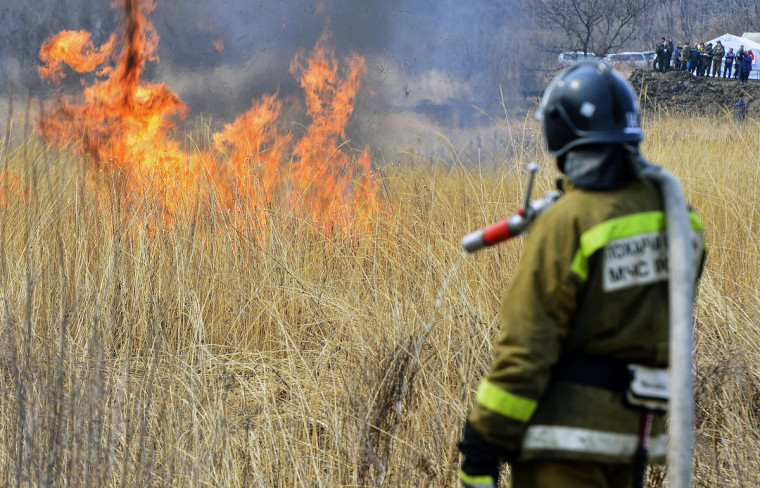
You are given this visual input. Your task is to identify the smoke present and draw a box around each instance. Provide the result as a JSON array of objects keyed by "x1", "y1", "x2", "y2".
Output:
[{"x1": 0, "y1": 0, "x2": 533, "y2": 157}]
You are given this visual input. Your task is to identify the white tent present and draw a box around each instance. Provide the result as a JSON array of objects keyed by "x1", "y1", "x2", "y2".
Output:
[
  {"x1": 742, "y1": 32, "x2": 760, "y2": 44},
  {"x1": 705, "y1": 33, "x2": 760, "y2": 79}
]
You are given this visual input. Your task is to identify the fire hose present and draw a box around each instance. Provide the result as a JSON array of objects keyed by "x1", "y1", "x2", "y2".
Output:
[{"x1": 635, "y1": 160, "x2": 696, "y2": 488}]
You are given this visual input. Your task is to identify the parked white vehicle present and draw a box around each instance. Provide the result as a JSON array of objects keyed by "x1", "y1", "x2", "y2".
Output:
[
  {"x1": 557, "y1": 51, "x2": 597, "y2": 65},
  {"x1": 604, "y1": 52, "x2": 649, "y2": 68}
]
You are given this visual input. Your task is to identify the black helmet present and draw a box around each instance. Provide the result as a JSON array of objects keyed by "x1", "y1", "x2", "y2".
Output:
[{"x1": 538, "y1": 60, "x2": 643, "y2": 158}]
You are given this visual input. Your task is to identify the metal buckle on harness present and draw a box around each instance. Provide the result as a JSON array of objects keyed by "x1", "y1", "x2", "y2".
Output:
[{"x1": 626, "y1": 364, "x2": 669, "y2": 412}]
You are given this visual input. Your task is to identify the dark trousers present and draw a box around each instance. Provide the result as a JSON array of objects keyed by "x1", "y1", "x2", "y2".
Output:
[
  {"x1": 724, "y1": 63, "x2": 733, "y2": 77},
  {"x1": 511, "y1": 459, "x2": 636, "y2": 488}
]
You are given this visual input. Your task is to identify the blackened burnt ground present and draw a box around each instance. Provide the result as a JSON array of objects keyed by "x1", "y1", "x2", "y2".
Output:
[{"x1": 629, "y1": 69, "x2": 760, "y2": 118}]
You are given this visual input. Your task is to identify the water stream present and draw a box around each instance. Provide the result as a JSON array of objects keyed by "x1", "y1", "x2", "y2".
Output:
[
  {"x1": 427, "y1": 250, "x2": 469, "y2": 333},
  {"x1": 397, "y1": 250, "x2": 470, "y2": 412}
]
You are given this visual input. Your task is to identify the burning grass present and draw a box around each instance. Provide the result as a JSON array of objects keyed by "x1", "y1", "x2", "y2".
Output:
[
  {"x1": 0, "y1": 111, "x2": 758, "y2": 487},
  {"x1": 37, "y1": 0, "x2": 378, "y2": 233}
]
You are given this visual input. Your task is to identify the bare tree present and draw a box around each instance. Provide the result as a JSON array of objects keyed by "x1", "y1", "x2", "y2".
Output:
[
  {"x1": 536, "y1": 0, "x2": 661, "y2": 56},
  {"x1": 713, "y1": 0, "x2": 760, "y2": 35},
  {"x1": 646, "y1": 0, "x2": 760, "y2": 44}
]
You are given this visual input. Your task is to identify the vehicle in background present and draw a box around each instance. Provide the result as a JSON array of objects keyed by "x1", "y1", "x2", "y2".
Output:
[
  {"x1": 603, "y1": 52, "x2": 649, "y2": 68},
  {"x1": 643, "y1": 51, "x2": 656, "y2": 67},
  {"x1": 557, "y1": 51, "x2": 597, "y2": 65}
]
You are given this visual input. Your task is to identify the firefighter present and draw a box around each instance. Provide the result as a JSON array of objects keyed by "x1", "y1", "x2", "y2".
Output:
[
  {"x1": 457, "y1": 60, "x2": 705, "y2": 488},
  {"x1": 711, "y1": 41, "x2": 725, "y2": 77}
]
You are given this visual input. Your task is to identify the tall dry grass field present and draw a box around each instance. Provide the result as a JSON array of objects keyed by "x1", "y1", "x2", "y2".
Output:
[{"x1": 0, "y1": 112, "x2": 757, "y2": 487}]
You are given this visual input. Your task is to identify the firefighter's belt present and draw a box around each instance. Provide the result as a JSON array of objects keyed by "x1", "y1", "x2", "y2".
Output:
[{"x1": 552, "y1": 354, "x2": 630, "y2": 392}]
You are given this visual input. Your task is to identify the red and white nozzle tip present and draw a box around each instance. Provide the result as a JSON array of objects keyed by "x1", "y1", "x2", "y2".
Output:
[
  {"x1": 461, "y1": 163, "x2": 559, "y2": 253},
  {"x1": 460, "y1": 214, "x2": 527, "y2": 253}
]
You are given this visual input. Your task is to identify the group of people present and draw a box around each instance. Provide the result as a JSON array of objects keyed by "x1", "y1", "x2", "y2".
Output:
[{"x1": 654, "y1": 37, "x2": 755, "y2": 83}]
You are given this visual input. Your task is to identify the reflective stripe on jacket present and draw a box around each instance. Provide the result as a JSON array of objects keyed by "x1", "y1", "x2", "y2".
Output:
[
  {"x1": 523, "y1": 425, "x2": 668, "y2": 458},
  {"x1": 468, "y1": 170, "x2": 705, "y2": 464}
]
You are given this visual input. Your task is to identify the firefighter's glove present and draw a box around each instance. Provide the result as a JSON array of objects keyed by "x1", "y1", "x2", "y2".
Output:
[{"x1": 458, "y1": 421, "x2": 508, "y2": 488}]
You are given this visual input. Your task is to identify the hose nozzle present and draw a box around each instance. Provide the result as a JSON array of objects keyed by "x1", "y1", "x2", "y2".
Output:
[{"x1": 461, "y1": 163, "x2": 559, "y2": 253}]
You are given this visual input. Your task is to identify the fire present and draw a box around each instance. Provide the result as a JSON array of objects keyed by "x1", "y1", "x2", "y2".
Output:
[
  {"x1": 38, "y1": 30, "x2": 117, "y2": 82},
  {"x1": 288, "y1": 31, "x2": 379, "y2": 228},
  {"x1": 37, "y1": 0, "x2": 190, "y2": 212},
  {"x1": 37, "y1": 0, "x2": 380, "y2": 231},
  {"x1": 211, "y1": 93, "x2": 291, "y2": 228}
]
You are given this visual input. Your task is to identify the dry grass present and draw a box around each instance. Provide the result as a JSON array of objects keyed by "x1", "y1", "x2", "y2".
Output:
[{"x1": 0, "y1": 111, "x2": 758, "y2": 487}]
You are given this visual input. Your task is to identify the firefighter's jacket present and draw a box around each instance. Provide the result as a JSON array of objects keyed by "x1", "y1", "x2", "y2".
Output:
[{"x1": 468, "y1": 175, "x2": 705, "y2": 464}]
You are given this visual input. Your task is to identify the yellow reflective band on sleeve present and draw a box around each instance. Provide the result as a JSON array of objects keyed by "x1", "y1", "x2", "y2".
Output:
[
  {"x1": 475, "y1": 379, "x2": 538, "y2": 422},
  {"x1": 689, "y1": 211, "x2": 708, "y2": 250},
  {"x1": 570, "y1": 210, "x2": 704, "y2": 281},
  {"x1": 689, "y1": 211, "x2": 704, "y2": 231},
  {"x1": 458, "y1": 469, "x2": 496, "y2": 488}
]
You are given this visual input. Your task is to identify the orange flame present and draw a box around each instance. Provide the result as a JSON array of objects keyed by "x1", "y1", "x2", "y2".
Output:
[
  {"x1": 288, "y1": 31, "x2": 379, "y2": 228},
  {"x1": 38, "y1": 30, "x2": 117, "y2": 82},
  {"x1": 37, "y1": 0, "x2": 380, "y2": 231},
  {"x1": 212, "y1": 93, "x2": 291, "y2": 227}
]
